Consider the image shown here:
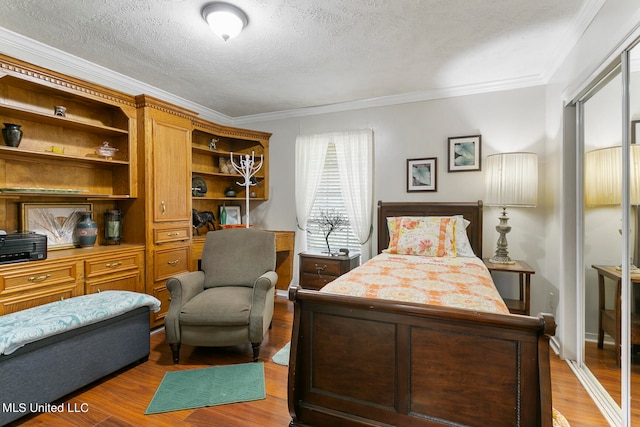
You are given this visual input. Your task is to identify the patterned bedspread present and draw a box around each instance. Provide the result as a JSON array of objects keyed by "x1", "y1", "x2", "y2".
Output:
[
  {"x1": 321, "y1": 253, "x2": 509, "y2": 314},
  {"x1": 0, "y1": 291, "x2": 161, "y2": 355}
]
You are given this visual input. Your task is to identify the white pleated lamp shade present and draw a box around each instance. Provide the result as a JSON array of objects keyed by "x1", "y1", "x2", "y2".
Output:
[
  {"x1": 584, "y1": 145, "x2": 640, "y2": 206},
  {"x1": 485, "y1": 152, "x2": 538, "y2": 207}
]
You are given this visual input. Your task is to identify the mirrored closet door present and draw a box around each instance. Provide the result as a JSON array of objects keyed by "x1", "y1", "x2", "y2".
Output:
[{"x1": 578, "y1": 40, "x2": 640, "y2": 426}]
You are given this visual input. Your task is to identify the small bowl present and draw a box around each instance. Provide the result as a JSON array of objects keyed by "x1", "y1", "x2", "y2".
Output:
[{"x1": 97, "y1": 142, "x2": 118, "y2": 159}]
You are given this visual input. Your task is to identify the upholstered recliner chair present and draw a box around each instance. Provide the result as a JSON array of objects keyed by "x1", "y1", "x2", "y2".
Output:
[{"x1": 164, "y1": 228, "x2": 277, "y2": 363}]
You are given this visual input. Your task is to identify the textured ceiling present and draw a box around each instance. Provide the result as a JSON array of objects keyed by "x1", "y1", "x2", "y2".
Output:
[{"x1": 0, "y1": 0, "x2": 594, "y2": 120}]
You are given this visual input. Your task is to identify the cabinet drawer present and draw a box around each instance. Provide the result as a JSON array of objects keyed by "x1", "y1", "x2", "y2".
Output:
[
  {"x1": 86, "y1": 271, "x2": 140, "y2": 294},
  {"x1": 0, "y1": 261, "x2": 79, "y2": 294},
  {"x1": 300, "y1": 272, "x2": 337, "y2": 290},
  {"x1": 154, "y1": 226, "x2": 191, "y2": 244},
  {"x1": 85, "y1": 254, "x2": 139, "y2": 278},
  {"x1": 0, "y1": 286, "x2": 80, "y2": 315},
  {"x1": 301, "y1": 257, "x2": 343, "y2": 276},
  {"x1": 154, "y1": 247, "x2": 190, "y2": 281}
]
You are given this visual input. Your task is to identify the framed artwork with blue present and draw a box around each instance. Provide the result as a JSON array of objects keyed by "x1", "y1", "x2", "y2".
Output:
[
  {"x1": 448, "y1": 135, "x2": 481, "y2": 172},
  {"x1": 407, "y1": 157, "x2": 437, "y2": 192}
]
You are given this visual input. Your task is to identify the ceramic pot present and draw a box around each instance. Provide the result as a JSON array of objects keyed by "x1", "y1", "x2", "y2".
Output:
[
  {"x1": 2, "y1": 123, "x2": 23, "y2": 147},
  {"x1": 75, "y1": 212, "x2": 98, "y2": 248}
]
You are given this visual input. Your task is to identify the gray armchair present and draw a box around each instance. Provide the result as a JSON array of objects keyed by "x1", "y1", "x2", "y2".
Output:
[{"x1": 165, "y1": 228, "x2": 277, "y2": 363}]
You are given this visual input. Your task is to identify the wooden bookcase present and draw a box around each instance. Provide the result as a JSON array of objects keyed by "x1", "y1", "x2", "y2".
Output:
[
  {"x1": 0, "y1": 55, "x2": 138, "y2": 238},
  {"x1": 190, "y1": 117, "x2": 270, "y2": 230}
]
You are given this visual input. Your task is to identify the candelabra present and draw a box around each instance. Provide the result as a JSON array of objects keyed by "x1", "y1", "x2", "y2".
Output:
[{"x1": 230, "y1": 151, "x2": 263, "y2": 228}]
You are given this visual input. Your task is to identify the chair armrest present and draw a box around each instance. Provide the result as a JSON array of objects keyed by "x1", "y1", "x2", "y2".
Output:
[
  {"x1": 165, "y1": 271, "x2": 205, "y2": 344},
  {"x1": 249, "y1": 271, "x2": 278, "y2": 342},
  {"x1": 253, "y1": 271, "x2": 278, "y2": 294}
]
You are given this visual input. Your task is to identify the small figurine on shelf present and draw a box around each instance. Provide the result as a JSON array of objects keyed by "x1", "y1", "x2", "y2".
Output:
[
  {"x1": 208, "y1": 137, "x2": 219, "y2": 150},
  {"x1": 54, "y1": 105, "x2": 67, "y2": 117}
]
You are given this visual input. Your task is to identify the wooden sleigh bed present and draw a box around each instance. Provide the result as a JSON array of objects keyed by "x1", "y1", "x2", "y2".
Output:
[{"x1": 287, "y1": 201, "x2": 556, "y2": 427}]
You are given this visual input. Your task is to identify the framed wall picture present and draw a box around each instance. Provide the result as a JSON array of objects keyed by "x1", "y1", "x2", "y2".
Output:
[
  {"x1": 407, "y1": 158, "x2": 437, "y2": 192},
  {"x1": 220, "y1": 205, "x2": 242, "y2": 225},
  {"x1": 20, "y1": 203, "x2": 92, "y2": 250},
  {"x1": 448, "y1": 135, "x2": 481, "y2": 172}
]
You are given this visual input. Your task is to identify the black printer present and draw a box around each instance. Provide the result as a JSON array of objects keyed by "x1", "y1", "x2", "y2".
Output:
[{"x1": 0, "y1": 231, "x2": 47, "y2": 264}]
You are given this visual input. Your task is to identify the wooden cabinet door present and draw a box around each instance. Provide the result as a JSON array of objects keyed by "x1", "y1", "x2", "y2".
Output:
[{"x1": 152, "y1": 119, "x2": 191, "y2": 223}]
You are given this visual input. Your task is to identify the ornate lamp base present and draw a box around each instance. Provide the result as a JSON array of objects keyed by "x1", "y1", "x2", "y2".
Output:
[{"x1": 489, "y1": 207, "x2": 515, "y2": 265}]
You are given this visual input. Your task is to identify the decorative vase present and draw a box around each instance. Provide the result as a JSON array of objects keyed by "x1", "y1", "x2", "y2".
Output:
[
  {"x1": 220, "y1": 204, "x2": 227, "y2": 225},
  {"x1": 2, "y1": 123, "x2": 23, "y2": 147},
  {"x1": 75, "y1": 211, "x2": 98, "y2": 248},
  {"x1": 224, "y1": 186, "x2": 237, "y2": 197}
]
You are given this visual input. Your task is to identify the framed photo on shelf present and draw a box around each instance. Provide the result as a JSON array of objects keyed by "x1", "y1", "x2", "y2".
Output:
[
  {"x1": 407, "y1": 157, "x2": 437, "y2": 192},
  {"x1": 20, "y1": 203, "x2": 92, "y2": 250},
  {"x1": 220, "y1": 205, "x2": 242, "y2": 225},
  {"x1": 448, "y1": 135, "x2": 481, "y2": 172}
]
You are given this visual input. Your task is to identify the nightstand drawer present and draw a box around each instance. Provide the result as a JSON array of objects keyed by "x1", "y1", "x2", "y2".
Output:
[
  {"x1": 300, "y1": 272, "x2": 337, "y2": 290},
  {"x1": 301, "y1": 257, "x2": 344, "y2": 276}
]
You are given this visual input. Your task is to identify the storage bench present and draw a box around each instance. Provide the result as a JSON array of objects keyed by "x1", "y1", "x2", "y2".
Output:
[{"x1": 0, "y1": 291, "x2": 160, "y2": 425}]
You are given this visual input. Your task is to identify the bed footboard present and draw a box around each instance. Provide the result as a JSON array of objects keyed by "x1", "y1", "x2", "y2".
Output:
[{"x1": 288, "y1": 286, "x2": 556, "y2": 427}]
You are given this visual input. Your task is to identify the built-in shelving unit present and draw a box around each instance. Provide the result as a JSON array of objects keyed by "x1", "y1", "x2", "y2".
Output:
[
  {"x1": 0, "y1": 70, "x2": 136, "y2": 202},
  {"x1": 0, "y1": 54, "x2": 138, "y2": 242},
  {"x1": 191, "y1": 118, "x2": 271, "y2": 218}
]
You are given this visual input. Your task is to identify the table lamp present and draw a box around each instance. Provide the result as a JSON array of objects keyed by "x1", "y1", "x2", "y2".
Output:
[
  {"x1": 585, "y1": 145, "x2": 640, "y2": 267},
  {"x1": 485, "y1": 152, "x2": 538, "y2": 264}
]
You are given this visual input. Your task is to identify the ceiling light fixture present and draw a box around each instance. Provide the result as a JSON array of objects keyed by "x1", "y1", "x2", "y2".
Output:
[{"x1": 201, "y1": 2, "x2": 248, "y2": 41}]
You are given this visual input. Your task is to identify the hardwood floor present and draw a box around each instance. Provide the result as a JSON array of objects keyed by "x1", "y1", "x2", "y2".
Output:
[{"x1": 9, "y1": 296, "x2": 609, "y2": 426}]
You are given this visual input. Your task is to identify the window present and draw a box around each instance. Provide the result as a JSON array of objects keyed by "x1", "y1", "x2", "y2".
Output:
[
  {"x1": 306, "y1": 143, "x2": 360, "y2": 254},
  {"x1": 295, "y1": 129, "x2": 374, "y2": 259}
]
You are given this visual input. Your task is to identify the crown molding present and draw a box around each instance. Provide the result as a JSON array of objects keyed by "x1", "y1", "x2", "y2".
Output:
[
  {"x1": 0, "y1": 27, "x2": 233, "y2": 125},
  {"x1": 232, "y1": 75, "x2": 546, "y2": 125}
]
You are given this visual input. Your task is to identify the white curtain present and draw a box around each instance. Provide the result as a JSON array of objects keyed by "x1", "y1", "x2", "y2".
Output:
[
  {"x1": 334, "y1": 129, "x2": 374, "y2": 260},
  {"x1": 294, "y1": 134, "x2": 329, "y2": 250}
]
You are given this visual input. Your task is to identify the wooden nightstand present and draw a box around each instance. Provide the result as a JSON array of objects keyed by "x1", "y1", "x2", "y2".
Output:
[
  {"x1": 299, "y1": 251, "x2": 360, "y2": 290},
  {"x1": 483, "y1": 258, "x2": 535, "y2": 315}
]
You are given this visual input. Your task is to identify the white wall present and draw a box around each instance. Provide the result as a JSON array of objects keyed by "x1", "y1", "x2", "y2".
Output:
[{"x1": 245, "y1": 86, "x2": 548, "y2": 309}]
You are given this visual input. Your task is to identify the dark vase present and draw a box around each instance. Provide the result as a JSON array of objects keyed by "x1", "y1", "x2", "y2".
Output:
[
  {"x1": 2, "y1": 123, "x2": 23, "y2": 147},
  {"x1": 75, "y1": 211, "x2": 98, "y2": 248}
]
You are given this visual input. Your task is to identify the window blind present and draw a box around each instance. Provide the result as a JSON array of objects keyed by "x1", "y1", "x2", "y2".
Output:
[{"x1": 307, "y1": 143, "x2": 360, "y2": 254}]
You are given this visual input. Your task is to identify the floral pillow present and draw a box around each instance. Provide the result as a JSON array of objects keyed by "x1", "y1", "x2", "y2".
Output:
[
  {"x1": 387, "y1": 216, "x2": 456, "y2": 256},
  {"x1": 386, "y1": 215, "x2": 476, "y2": 257}
]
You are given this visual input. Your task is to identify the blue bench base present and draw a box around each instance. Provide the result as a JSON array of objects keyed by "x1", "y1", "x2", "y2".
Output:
[{"x1": 0, "y1": 306, "x2": 150, "y2": 426}]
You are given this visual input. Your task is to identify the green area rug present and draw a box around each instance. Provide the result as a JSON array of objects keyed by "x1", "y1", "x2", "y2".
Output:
[
  {"x1": 145, "y1": 362, "x2": 265, "y2": 414},
  {"x1": 272, "y1": 342, "x2": 290, "y2": 366}
]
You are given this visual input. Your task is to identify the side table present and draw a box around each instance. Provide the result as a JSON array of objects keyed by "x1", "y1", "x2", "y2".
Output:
[
  {"x1": 482, "y1": 258, "x2": 535, "y2": 315},
  {"x1": 299, "y1": 251, "x2": 360, "y2": 290},
  {"x1": 591, "y1": 264, "x2": 640, "y2": 366}
]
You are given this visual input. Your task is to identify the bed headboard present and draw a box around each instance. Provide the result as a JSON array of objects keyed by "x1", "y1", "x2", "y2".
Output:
[{"x1": 377, "y1": 201, "x2": 484, "y2": 257}]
